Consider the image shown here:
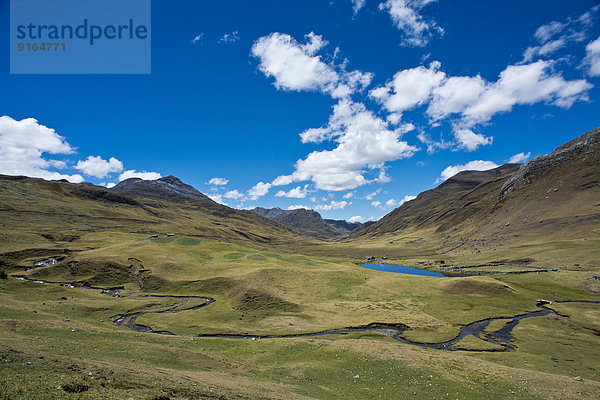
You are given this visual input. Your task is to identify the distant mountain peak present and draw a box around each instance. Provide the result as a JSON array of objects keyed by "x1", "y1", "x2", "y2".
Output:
[
  {"x1": 250, "y1": 207, "x2": 362, "y2": 239},
  {"x1": 111, "y1": 175, "x2": 212, "y2": 202}
]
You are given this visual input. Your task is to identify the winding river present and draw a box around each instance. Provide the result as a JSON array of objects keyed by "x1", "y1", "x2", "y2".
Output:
[{"x1": 11, "y1": 275, "x2": 582, "y2": 352}]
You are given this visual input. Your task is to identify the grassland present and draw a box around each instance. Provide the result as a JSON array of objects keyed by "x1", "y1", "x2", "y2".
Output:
[
  {"x1": 1, "y1": 175, "x2": 599, "y2": 399},
  {"x1": 1, "y1": 229, "x2": 599, "y2": 399}
]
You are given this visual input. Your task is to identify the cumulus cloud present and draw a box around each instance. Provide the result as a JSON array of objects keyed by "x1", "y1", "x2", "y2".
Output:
[
  {"x1": 272, "y1": 174, "x2": 294, "y2": 186},
  {"x1": 315, "y1": 200, "x2": 350, "y2": 210},
  {"x1": 379, "y1": 0, "x2": 443, "y2": 47},
  {"x1": 584, "y1": 36, "x2": 600, "y2": 77},
  {"x1": 251, "y1": 32, "x2": 372, "y2": 98},
  {"x1": 461, "y1": 61, "x2": 592, "y2": 125},
  {"x1": 508, "y1": 152, "x2": 532, "y2": 163},
  {"x1": 454, "y1": 128, "x2": 493, "y2": 152},
  {"x1": 292, "y1": 99, "x2": 418, "y2": 191},
  {"x1": 348, "y1": 215, "x2": 363, "y2": 223},
  {"x1": 219, "y1": 30, "x2": 239, "y2": 44},
  {"x1": 247, "y1": 181, "x2": 271, "y2": 200},
  {"x1": 118, "y1": 170, "x2": 161, "y2": 181},
  {"x1": 74, "y1": 156, "x2": 123, "y2": 178},
  {"x1": 0, "y1": 116, "x2": 84, "y2": 183},
  {"x1": 370, "y1": 61, "x2": 445, "y2": 116},
  {"x1": 372, "y1": 60, "x2": 591, "y2": 151},
  {"x1": 343, "y1": 191, "x2": 354, "y2": 199},
  {"x1": 223, "y1": 189, "x2": 244, "y2": 200},
  {"x1": 207, "y1": 177, "x2": 229, "y2": 186},
  {"x1": 437, "y1": 160, "x2": 499, "y2": 182},
  {"x1": 276, "y1": 185, "x2": 309, "y2": 198},
  {"x1": 371, "y1": 200, "x2": 382, "y2": 209}
]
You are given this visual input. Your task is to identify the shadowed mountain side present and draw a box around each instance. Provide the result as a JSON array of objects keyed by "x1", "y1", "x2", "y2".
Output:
[{"x1": 250, "y1": 207, "x2": 362, "y2": 239}]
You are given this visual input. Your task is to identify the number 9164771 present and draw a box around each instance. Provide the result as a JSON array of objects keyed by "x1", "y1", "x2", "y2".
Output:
[{"x1": 18, "y1": 42, "x2": 66, "y2": 52}]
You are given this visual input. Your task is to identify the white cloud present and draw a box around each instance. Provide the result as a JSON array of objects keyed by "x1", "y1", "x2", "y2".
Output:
[
  {"x1": 287, "y1": 204, "x2": 311, "y2": 210},
  {"x1": 207, "y1": 177, "x2": 229, "y2": 186},
  {"x1": 251, "y1": 32, "x2": 340, "y2": 95},
  {"x1": 417, "y1": 131, "x2": 452, "y2": 154},
  {"x1": 348, "y1": 215, "x2": 363, "y2": 223},
  {"x1": 315, "y1": 200, "x2": 350, "y2": 210},
  {"x1": 379, "y1": 0, "x2": 443, "y2": 47},
  {"x1": 247, "y1": 181, "x2": 271, "y2": 200},
  {"x1": 251, "y1": 32, "x2": 372, "y2": 99},
  {"x1": 343, "y1": 191, "x2": 354, "y2": 199},
  {"x1": 427, "y1": 75, "x2": 487, "y2": 120},
  {"x1": 292, "y1": 99, "x2": 418, "y2": 191},
  {"x1": 438, "y1": 160, "x2": 499, "y2": 182},
  {"x1": 74, "y1": 156, "x2": 123, "y2": 178},
  {"x1": 223, "y1": 189, "x2": 244, "y2": 200},
  {"x1": 207, "y1": 193, "x2": 228, "y2": 205},
  {"x1": 364, "y1": 188, "x2": 381, "y2": 200},
  {"x1": 584, "y1": 36, "x2": 600, "y2": 77},
  {"x1": 522, "y1": 39, "x2": 566, "y2": 62},
  {"x1": 454, "y1": 128, "x2": 493, "y2": 152},
  {"x1": 0, "y1": 116, "x2": 84, "y2": 183},
  {"x1": 118, "y1": 170, "x2": 161, "y2": 181},
  {"x1": 370, "y1": 61, "x2": 445, "y2": 115},
  {"x1": 371, "y1": 200, "x2": 382, "y2": 209},
  {"x1": 104, "y1": 182, "x2": 117, "y2": 189},
  {"x1": 525, "y1": 7, "x2": 599, "y2": 63},
  {"x1": 350, "y1": 0, "x2": 366, "y2": 14},
  {"x1": 534, "y1": 21, "x2": 566, "y2": 44},
  {"x1": 461, "y1": 61, "x2": 592, "y2": 125},
  {"x1": 276, "y1": 185, "x2": 309, "y2": 198},
  {"x1": 385, "y1": 195, "x2": 416, "y2": 208},
  {"x1": 191, "y1": 33, "x2": 204, "y2": 44},
  {"x1": 376, "y1": 60, "x2": 591, "y2": 150},
  {"x1": 508, "y1": 152, "x2": 531, "y2": 163},
  {"x1": 219, "y1": 30, "x2": 239, "y2": 44},
  {"x1": 272, "y1": 174, "x2": 294, "y2": 186}
]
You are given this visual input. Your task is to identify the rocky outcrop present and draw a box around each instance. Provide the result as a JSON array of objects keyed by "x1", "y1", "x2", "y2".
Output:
[
  {"x1": 500, "y1": 127, "x2": 600, "y2": 199},
  {"x1": 111, "y1": 175, "x2": 213, "y2": 202}
]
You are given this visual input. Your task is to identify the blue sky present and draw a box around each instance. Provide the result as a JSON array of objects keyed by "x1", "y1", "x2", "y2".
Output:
[{"x1": 1, "y1": 0, "x2": 599, "y2": 222}]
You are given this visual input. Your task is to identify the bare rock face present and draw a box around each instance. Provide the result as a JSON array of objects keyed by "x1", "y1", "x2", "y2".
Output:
[
  {"x1": 111, "y1": 175, "x2": 212, "y2": 202},
  {"x1": 500, "y1": 127, "x2": 600, "y2": 199}
]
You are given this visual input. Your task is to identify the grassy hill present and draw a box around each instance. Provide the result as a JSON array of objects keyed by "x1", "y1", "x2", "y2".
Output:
[{"x1": 0, "y1": 174, "x2": 306, "y2": 255}]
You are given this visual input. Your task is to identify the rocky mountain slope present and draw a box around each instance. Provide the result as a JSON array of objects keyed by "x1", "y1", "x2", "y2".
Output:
[
  {"x1": 111, "y1": 175, "x2": 213, "y2": 202},
  {"x1": 350, "y1": 127, "x2": 600, "y2": 260},
  {"x1": 250, "y1": 207, "x2": 362, "y2": 239}
]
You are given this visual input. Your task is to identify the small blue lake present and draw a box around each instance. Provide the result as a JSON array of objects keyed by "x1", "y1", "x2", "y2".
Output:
[{"x1": 361, "y1": 263, "x2": 447, "y2": 277}]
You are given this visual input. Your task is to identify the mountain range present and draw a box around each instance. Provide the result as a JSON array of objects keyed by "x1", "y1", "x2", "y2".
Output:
[{"x1": 0, "y1": 127, "x2": 597, "y2": 262}]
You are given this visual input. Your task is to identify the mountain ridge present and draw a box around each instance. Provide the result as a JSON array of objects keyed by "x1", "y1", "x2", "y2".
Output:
[{"x1": 250, "y1": 207, "x2": 362, "y2": 239}]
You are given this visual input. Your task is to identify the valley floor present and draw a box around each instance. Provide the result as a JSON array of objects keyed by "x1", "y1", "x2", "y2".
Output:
[{"x1": 1, "y1": 232, "x2": 599, "y2": 399}]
